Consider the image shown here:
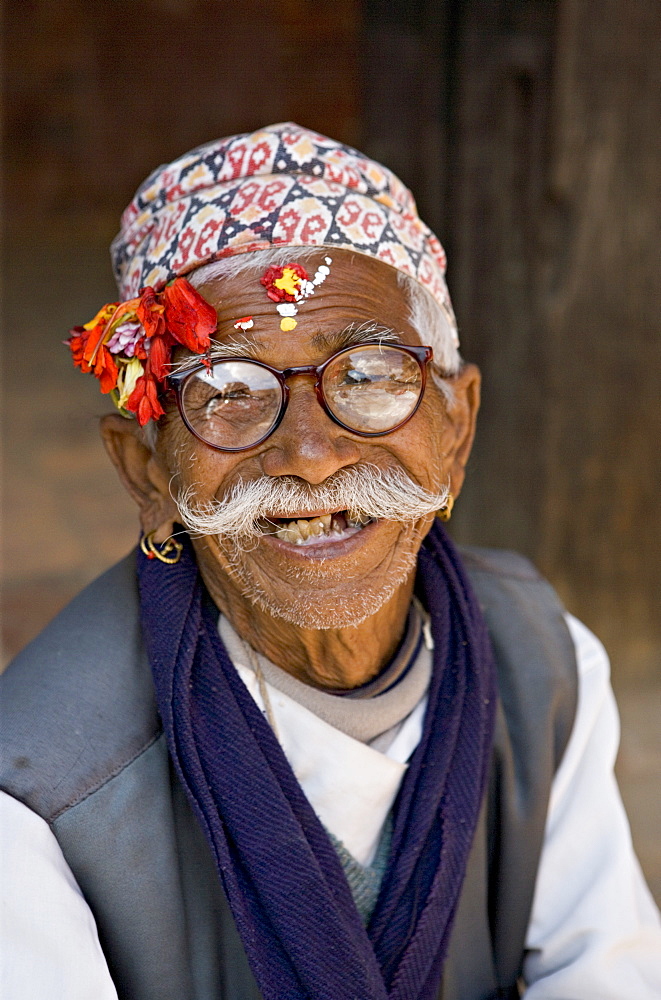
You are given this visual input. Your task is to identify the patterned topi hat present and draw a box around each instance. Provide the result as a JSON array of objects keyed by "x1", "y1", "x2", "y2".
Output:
[
  {"x1": 111, "y1": 122, "x2": 458, "y2": 345},
  {"x1": 68, "y1": 124, "x2": 460, "y2": 427}
]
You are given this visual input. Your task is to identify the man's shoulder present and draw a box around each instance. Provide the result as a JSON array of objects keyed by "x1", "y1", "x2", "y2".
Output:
[
  {"x1": 459, "y1": 542, "x2": 569, "y2": 622},
  {"x1": 459, "y1": 543, "x2": 546, "y2": 581},
  {"x1": 0, "y1": 552, "x2": 160, "y2": 821},
  {"x1": 459, "y1": 543, "x2": 578, "y2": 769}
]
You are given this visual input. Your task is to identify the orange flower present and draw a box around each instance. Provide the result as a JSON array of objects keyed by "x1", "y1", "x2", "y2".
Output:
[
  {"x1": 74, "y1": 303, "x2": 119, "y2": 369},
  {"x1": 92, "y1": 344, "x2": 119, "y2": 394},
  {"x1": 69, "y1": 308, "x2": 131, "y2": 395},
  {"x1": 68, "y1": 327, "x2": 92, "y2": 371},
  {"x1": 163, "y1": 277, "x2": 217, "y2": 352},
  {"x1": 82, "y1": 321, "x2": 111, "y2": 367}
]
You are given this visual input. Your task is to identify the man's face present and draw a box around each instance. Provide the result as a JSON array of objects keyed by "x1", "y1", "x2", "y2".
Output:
[{"x1": 155, "y1": 249, "x2": 477, "y2": 629}]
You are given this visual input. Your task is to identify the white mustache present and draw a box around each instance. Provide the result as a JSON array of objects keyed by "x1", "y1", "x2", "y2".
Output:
[{"x1": 175, "y1": 465, "x2": 449, "y2": 539}]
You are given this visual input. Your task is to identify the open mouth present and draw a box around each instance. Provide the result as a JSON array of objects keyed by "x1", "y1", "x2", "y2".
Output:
[{"x1": 260, "y1": 510, "x2": 374, "y2": 546}]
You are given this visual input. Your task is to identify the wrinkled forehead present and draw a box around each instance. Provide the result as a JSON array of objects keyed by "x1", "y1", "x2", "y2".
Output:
[{"x1": 189, "y1": 248, "x2": 419, "y2": 349}]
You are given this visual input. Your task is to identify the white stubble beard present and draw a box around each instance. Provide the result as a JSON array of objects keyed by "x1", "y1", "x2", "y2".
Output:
[{"x1": 218, "y1": 518, "x2": 428, "y2": 629}]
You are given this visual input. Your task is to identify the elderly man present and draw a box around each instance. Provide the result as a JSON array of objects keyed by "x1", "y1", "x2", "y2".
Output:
[{"x1": 1, "y1": 124, "x2": 659, "y2": 1000}]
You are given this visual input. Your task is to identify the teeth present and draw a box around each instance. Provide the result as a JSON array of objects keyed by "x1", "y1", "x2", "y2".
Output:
[
  {"x1": 279, "y1": 526, "x2": 299, "y2": 544},
  {"x1": 273, "y1": 512, "x2": 371, "y2": 545}
]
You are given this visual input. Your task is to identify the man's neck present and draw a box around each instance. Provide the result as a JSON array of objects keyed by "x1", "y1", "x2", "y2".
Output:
[{"x1": 198, "y1": 559, "x2": 415, "y2": 691}]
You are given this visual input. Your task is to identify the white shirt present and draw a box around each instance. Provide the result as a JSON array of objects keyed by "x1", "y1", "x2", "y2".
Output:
[{"x1": 1, "y1": 614, "x2": 660, "y2": 998}]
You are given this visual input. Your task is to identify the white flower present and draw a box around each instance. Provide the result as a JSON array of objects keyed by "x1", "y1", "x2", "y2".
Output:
[{"x1": 115, "y1": 357, "x2": 143, "y2": 409}]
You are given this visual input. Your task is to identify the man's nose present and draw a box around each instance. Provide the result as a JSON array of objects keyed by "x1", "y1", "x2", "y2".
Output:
[{"x1": 259, "y1": 378, "x2": 361, "y2": 484}]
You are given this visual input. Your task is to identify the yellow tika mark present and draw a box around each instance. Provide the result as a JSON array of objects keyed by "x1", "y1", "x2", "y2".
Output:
[{"x1": 273, "y1": 267, "x2": 302, "y2": 297}]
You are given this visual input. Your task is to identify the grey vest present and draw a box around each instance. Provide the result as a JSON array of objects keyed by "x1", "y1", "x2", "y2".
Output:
[{"x1": 0, "y1": 547, "x2": 577, "y2": 1000}]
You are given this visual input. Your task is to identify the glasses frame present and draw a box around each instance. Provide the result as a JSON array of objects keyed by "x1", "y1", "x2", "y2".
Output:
[{"x1": 166, "y1": 341, "x2": 433, "y2": 453}]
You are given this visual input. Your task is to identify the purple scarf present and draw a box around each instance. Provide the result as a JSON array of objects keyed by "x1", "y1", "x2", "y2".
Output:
[{"x1": 138, "y1": 521, "x2": 496, "y2": 1000}]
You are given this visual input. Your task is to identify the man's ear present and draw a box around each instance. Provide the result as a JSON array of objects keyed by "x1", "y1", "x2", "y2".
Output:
[
  {"x1": 100, "y1": 414, "x2": 179, "y2": 541},
  {"x1": 444, "y1": 363, "x2": 481, "y2": 498}
]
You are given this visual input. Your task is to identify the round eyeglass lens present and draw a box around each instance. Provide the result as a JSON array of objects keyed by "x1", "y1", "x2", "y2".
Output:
[
  {"x1": 180, "y1": 361, "x2": 282, "y2": 449},
  {"x1": 323, "y1": 345, "x2": 423, "y2": 433}
]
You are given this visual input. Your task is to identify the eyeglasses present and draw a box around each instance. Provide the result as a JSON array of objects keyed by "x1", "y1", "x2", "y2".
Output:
[{"x1": 167, "y1": 341, "x2": 433, "y2": 452}]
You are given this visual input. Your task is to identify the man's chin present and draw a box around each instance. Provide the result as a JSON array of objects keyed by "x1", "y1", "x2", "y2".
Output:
[
  {"x1": 220, "y1": 530, "x2": 419, "y2": 630},
  {"x1": 239, "y1": 577, "x2": 411, "y2": 630}
]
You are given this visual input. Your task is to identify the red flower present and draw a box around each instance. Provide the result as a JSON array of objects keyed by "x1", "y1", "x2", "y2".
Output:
[
  {"x1": 146, "y1": 330, "x2": 174, "y2": 383},
  {"x1": 163, "y1": 277, "x2": 217, "y2": 353},
  {"x1": 136, "y1": 287, "x2": 166, "y2": 339},
  {"x1": 82, "y1": 321, "x2": 111, "y2": 367},
  {"x1": 260, "y1": 263, "x2": 309, "y2": 303},
  {"x1": 126, "y1": 374, "x2": 165, "y2": 426},
  {"x1": 68, "y1": 305, "x2": 121, "y2": 394},
  {"x1": 68, "y1": 277, "x2": 218, "y2": 426}
]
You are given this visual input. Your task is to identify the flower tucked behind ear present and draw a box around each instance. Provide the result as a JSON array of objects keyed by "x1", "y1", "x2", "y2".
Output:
[
  {"x1": 68, "y1": 303, "x2": 120, "y2": 393},
  {"x1": 67, "y1": 278, "x2": 217, "y2": 426}
]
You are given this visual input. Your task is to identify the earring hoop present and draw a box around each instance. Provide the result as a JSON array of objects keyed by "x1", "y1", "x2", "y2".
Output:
[
  {"x1": 437, "y1": 493, "x2": 454, "y2": 522},
  {"x1": 140, "y1": 530, "x2": 183, "y2": 564}
]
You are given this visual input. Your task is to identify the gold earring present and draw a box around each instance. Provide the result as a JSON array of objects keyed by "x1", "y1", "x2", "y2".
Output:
[
  {"x1": 140, "y1": 530, "x2": 183, "y2": 565},
  {"x1": 437, "y1": 493, "x2": 454, "y2": 522}
]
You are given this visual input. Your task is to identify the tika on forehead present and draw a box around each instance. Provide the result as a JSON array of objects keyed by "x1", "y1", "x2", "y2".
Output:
[{"x1": 260, "y1": 258, "x2": 333, "y2": 331}]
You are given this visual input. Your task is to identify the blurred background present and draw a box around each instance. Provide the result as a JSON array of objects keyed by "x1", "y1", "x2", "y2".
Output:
[{"x1": 2, "y1": 0, "x2": 659, "y2": 899}]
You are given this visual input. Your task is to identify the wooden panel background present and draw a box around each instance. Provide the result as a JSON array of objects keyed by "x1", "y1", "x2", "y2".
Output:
[{"x1": 362, "y1": 0, "x2": 661, "y2": 681}]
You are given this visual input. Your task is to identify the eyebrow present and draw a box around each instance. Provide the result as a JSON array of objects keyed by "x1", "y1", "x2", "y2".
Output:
[
  {"x1": 169, "y1": 323, "x2": 401, "y2": 374},
  {"x1": 207, "y1": 335, "x2": 268, "y2": 359},
  {"x1": 170, "y1": 336, "x2": 267, "y2": 373},
  {"x1": 310, "y1": 322, "x2": 401, "y2": 353}
]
